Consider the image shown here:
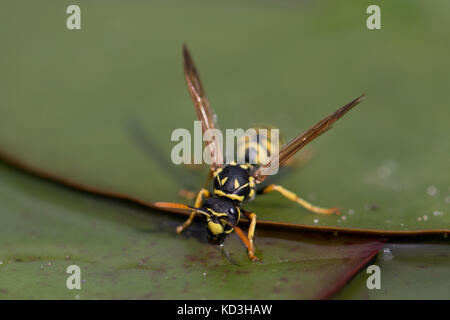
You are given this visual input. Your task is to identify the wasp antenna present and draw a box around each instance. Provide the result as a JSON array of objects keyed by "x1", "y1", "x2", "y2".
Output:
[
  {"x1": 196, "y1": 209, "x2": 210, "y2": 217},
  {"x1": 155, "y1": 201, "x2": 210, "y2": 217}
]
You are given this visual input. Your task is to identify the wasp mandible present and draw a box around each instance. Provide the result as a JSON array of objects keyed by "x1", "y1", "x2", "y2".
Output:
[{"x1": 156, "y1": 45, "x2": 365, "y2": 261}]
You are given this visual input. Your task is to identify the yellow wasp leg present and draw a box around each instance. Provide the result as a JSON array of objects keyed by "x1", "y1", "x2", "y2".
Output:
[
  {"x1": 262, "y1": 184, "x2": 340, "y2": 215},
  {"x1": 234, "y1": 226, "x2": 259, "y2": 262},
  {"x1": 242, "y1": 211, "x2": 258, "y2": 261},
  {"x1": 176, "y1": 188, "x2": 210, "y2": 233}
]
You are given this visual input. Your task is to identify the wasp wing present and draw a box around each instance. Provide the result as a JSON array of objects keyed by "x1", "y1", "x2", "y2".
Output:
[
  {"x1": 253, "y1": 94, "x2": 365, "y2": 183},
  {"x1": 183, "y1": 45, "x2": 223, "y2": 172}
]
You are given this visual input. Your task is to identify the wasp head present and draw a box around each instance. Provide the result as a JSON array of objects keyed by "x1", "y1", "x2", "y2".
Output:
[{"x1": 199, "y1": 197, "x2": 241, "y2": 245}]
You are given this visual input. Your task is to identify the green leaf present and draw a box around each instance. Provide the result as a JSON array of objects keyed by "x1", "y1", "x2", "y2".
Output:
[
  {"x1": 0, "y1": 2, "x2": 449, "y2": 234},
  {"x1": 334, "y1": 241, "x2": 450, "y2": 299},
  {"x1": 0, "y1": 163, "x2": 384, "y2": 299}
]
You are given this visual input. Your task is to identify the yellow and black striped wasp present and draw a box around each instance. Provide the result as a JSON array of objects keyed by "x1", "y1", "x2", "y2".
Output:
[{"x1": 156, "y1": 45, "x2": 364, "y2": 261}]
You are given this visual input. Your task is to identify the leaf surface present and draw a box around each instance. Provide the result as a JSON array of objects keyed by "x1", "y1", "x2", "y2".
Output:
[
  {"x1": 0, "y1": 163, "x2": 383, "y2": 299},
  {"x1": 0, "y1": 1, "x2": 449, "y2": 234}
]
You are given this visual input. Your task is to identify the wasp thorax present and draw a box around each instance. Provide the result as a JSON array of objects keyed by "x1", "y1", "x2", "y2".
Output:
[
  {"x1": 213, "y1": 163, "x2": 256, "y2": 203},
  {"x1": 200, "y1": 197, "x2": 240, "y2": 245}
]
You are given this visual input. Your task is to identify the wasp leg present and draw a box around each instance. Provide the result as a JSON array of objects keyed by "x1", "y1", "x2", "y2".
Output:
[
  {"x1": 261, "y1": 184, "x2": 340, "y2": 215},
  {"x1": 242, "y1": 210, "x2": 258, "y2": 260},
  {"x1": 234, "y1": 225, "x2": 259, "y2": 262},
  {"x1": 176, "y1": 188, "x2": 210, "y2": 233}
]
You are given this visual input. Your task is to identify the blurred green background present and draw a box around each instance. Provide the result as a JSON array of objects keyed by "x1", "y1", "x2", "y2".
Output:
[{"x1": 0, "y1": 0, "x2": 449, "y2": 299}]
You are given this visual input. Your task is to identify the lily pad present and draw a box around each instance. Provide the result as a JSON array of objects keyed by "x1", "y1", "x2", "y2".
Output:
[
  {"x1": 334, "y1": 241, "x2": 450, "y2": 299},
  {"x1": 0, "y1": 1, "x2": 449, "y2": 236},
  {"x1": 0, "y1": 162, "x2": 384, "y2": 299}
]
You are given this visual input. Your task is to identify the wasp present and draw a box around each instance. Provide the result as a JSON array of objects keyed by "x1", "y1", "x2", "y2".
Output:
[{"x1": 156, "y1": 45, "x2": 364, "y2": 261}]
